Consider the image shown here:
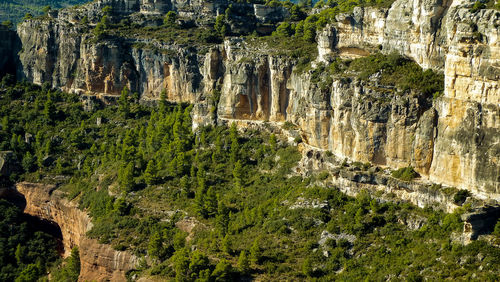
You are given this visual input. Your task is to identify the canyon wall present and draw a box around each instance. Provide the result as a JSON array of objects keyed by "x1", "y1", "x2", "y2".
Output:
[
  {"x1": 15, "y1": 0, "x2": 500, "y2": 199},
  {"x1": 15, "y1": 182, "x2": 137, "y2": 282}
]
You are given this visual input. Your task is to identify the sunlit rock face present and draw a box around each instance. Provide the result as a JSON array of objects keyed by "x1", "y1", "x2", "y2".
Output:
[{"x1": 15, "y1": 0, "x2": 500, "y2": 199}]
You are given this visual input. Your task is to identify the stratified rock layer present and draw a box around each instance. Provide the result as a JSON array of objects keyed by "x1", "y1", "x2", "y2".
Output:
[
  {"x1": 15, "y1": 0, "x2": 500, "y2": 199},
  {"x1": 16, "y1": 182, "x2": 137, "y2": 282}
]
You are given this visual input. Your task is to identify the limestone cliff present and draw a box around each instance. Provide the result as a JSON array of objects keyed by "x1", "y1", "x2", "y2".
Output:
[
  {"x1": 15, "y1": 182, "x2": 137, "y2": 282},
  {"x1": 15, "y1": 0, "x2": 500, "y2": 200}
]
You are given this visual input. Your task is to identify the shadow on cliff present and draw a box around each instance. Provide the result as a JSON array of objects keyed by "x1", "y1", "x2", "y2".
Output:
[
  {"x1": 0, "y1": 27, "x2": 21, "y2": 79},
  {"x1": 0, "y1": 187, "x2": 65, "y2": 255}
]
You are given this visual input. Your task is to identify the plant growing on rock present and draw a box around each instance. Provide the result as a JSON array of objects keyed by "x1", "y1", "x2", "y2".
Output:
[
  {"x1": 391, "y1": 166, "x2": 419, "y2": 181},
  {"x1": 164, "y1": 11, "x2": 177, "y2": 26}
]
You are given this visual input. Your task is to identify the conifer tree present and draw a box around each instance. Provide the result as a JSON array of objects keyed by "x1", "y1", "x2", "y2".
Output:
[
  {"x1": 204, "y1": 187, "x2": 218, "y2": 218},
  {"x1": 194, "y1": 185, "x2": 206, "y2": 217},
  {"x1": 238, "y1": 250, "x2": 250, "y2": 274},
  {"x1": 211, "y1": 259, "x2": 233, "y2": 281},
  {"x1": 216, "y1": 201, "x2": 230, "y2": 237},
  {"x1": 119, "y1": 86, "x2": 130, "y2": 118},
  {"x1": 249, "y1": 238, "x2": 261, "y2": 265},
  {"x1": 144, "y1": 159, "x2": 157, "y2": 185},
  {"x1": 172, "y1": 248, "x2": 190, "y2": 282},
  {"x1": 119, "y1": 162, "x2": 135, "y2": 192},
  {"x1": 43, "y1": 92, "x2": 56, "y2": 122},
  {"x1": 233, "y1": 160, "x2": 242, "y2": 189},
  {"x1": 269, "y1": 134, "x2": 277, "y2": 151},
  {"x1": 221, "y1": 234, "x2": 231, "y2": 255},
  {"x1": 148, "y1": 231, "x2": 164, "y2": 260},
  {"x1": 159, "y1": 89, "x2": 168, "y2": 112}
]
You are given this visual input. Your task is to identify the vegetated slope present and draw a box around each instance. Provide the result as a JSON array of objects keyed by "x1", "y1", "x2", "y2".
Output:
[
  {"x1": 0, "y1": 0, "x2": 89, "y2": 25},
  {"x1": 0, "y1": 76, "x2": 499, "y2": 280}
]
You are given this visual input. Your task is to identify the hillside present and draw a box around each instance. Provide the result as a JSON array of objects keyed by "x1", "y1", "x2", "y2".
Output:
[
  {"x1": 0, "y1": 0, "x2": 89, "y2": 26},
  {"x1": 0, "y1": 0, "x2": 499, "y2": 280},
  {"x1": 0, "y1": 78, "x2": 499, "y2": 280}
]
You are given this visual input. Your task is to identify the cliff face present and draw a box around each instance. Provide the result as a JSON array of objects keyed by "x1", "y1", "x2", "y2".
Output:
[
  {"x1": 15, "y1": 182, "x2": 137, "y2": 282},
  {"x1": 15, "y1": 0, "x2": 500, "y2": 199},
  {"x1": 312, "y1": 0, "x2": 500, "y2": 198},
  {"x1": 430, "y1": 5, "x2": 500, "y2": 198}
]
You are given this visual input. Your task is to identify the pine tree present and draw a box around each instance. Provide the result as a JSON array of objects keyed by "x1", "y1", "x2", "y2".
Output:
[
  {"x1": 119, "y1": 162, "x2": 135, "y2": 192},
  {"x1": 249, "y1": 238, "x2": 261, "y2": 265},
  {"x1": 43, "y1": 93, "x2": 56, "y2": 122},
  {"x1": 214, "y1": 15, "x2": 227, "y2": 37},
  {"x1": 216, "y1": 201, "x2": 230, "y2": 237},
  {"x1": 204, "y1": 187, "x2": 218, "y2": 218},
  {"x1": 55, "y1": 158, "x2": 63, "y2": 174},
  {"x1": 302, "y1": 257, "x2": 313, "y2": 277},
  {"x1": 119, "y1": 86, "x2": 130, "y2": 118},
  {"x1": 180, "y1": 175, "x2": 191, "y2": 197},
  {"x1": 144, "y1": 160, "x2": 157, "y2": 185},
  {"x1": 159, "y1": 89, "x2": 168, "y2": 112},
  {"x1": 148, "y1": 231, "x2": 164, "y2": 260},
  {"x1": 22, "y1": 151, "x2": 36, "y2": 172},
  {"x1": 230, "y1": 138, "x2": 239, "y2": 165},
  {"x1": 493, "y1": 219, "x2": 500, "y2": 237},
  {"x1": 233, "y1": 160, "x2": 242, "y2": 189},
  {"x1": 15, "y1": 244, "x2": 24, "y2": 265},
  {"x1": 113, "y1": 197, "x2": 128, "y2": 216},
  {"x1": 188, "y1": 251, "x2": 209, "y2": 279},
  {"x1": 1, "y1": 116, "x2": 8, "y2": 132},
  {"x1": 237, "y1": 250, "x2": 250, "y2": 274},
  {"x1": 211, "y1": 259, "x2": 233, "y2": 281},
  {"x1": 90, "y1": 143, "x2": 98, "y2": 155},
  {"x1": 67, "y1": 247, "x2": 81, "y2": 279},
  {"x1": 172, "y1": 248, "x2": 190, "y2": 282},
  {"x1": 269, "y1": 134, "x2": 277, "y2": 151},
  {"x1": 221, "y1": 234, "x2": 231, "y2": 255},
  {"x1": 194, "y1": 185, "x2": 206, "y2": 217}
]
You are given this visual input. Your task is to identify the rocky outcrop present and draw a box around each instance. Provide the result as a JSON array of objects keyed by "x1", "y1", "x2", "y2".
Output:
[
  {"x1": 462, "y1": 205, "x2": 500, "y2": 243},
  {"x1": 14, "y1": 0, "x2": 500, "y2": 200},
  {"x1": 15, "y1": 182, "x2": 137, "y2": 282},
  {"x1": 429, "y1": 6, "x2": 500, "y2": 199}
]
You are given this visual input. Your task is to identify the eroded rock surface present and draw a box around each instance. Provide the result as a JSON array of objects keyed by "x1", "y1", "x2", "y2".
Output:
[{"x1": 14, "y1": 0, "x2": 500, "y2": 200}]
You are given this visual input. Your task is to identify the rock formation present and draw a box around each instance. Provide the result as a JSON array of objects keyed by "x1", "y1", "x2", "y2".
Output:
[
  {"x1": 12, "y1": 0, "x2": 500, "y2": 201},
  {"x1": 15, "y1": 182, "x2": 137, "y2": 281}
]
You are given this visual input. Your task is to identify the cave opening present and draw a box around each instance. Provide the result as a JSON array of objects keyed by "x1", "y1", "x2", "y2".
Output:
[
  {"x1": 22, "y1": 213, "x2": 65, "y2": 255},
  {"x1": 0, "y1": 187, "x2": 65, "y2": 256}
]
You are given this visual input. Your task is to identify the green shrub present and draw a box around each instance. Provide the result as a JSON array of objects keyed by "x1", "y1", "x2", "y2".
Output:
[
  {"x1": 164, "y1": 11, "x2": 177, "y2": 26},
  {"x1": 471, "y1": 0, "x2": 486, "y2": 12},
  {"x1": 348, "y1": 53, "x2": 444, "y2": 97},
  {"x1": 318, "y1": 171, "x2": 330, "y2": 180},
  {"x1": 391, "y1": 166, "x2": 419, "y2": 181},
  {"x1": 493, "y1": 220, "x2": 500, "y2": 237}
]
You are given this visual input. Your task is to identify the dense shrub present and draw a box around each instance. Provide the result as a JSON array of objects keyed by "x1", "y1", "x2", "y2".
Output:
[
  {"x1": 348, "y1": 53, "x2": 444, "y2": 97},
  {"x1": 391, "y1": 166, "x2": 419, "y2": 181}
]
